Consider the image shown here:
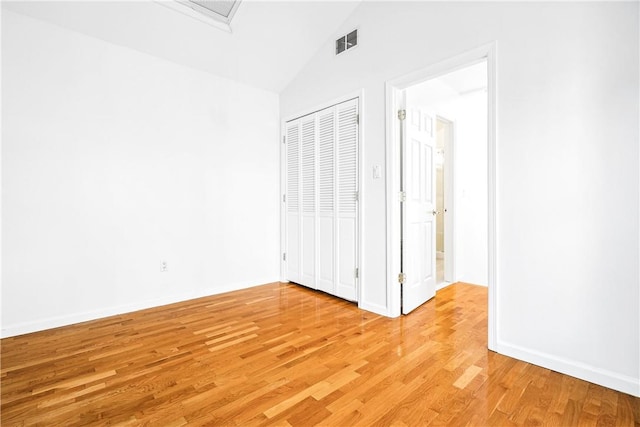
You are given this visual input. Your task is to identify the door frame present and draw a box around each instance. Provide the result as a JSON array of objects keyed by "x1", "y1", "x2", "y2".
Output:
[
  {"x1": 384, "y1": 42, "x2": 497, "y2": 350},
  {"x1": 280, "y1": 90, "x2": 364, "y2": 304}
]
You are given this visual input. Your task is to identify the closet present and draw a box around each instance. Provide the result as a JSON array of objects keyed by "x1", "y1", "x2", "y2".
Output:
[{"x1": 284, "y1": 98, "x2": 359, "y2": 302}]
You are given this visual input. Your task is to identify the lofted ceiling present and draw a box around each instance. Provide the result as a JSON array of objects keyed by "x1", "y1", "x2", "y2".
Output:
[{"x1": 2, "y1": 0, "x2": 362, "y2": 93}]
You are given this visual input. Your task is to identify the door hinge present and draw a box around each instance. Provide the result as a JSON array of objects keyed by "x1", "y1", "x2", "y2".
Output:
[
  {"x1": 355, "y1": 267, "x2": 359, "y2": 279},
  {"x1": 398, "y1": 272, "x2": 406, "y2": 284},
  {"x1": 283, "y1": 253, "x2": 287, "y2": 261},
  {"x1": 399, "y1": 191, "x2": 406, "y2": 202},
  {"x1": 282, "y1": 136, "x2": 286, "y2": 144},
  {"x1": 354, "y1": 191, "x2": 359, "y2": 202},
  {"x1": 282, "y1": 194, "x2": 286, "y2": 203},
  {"x1": 398, "y1": 109, "x2": 406, "y2": 121},
  {"x1": 356, "y1": 114, "x2": 360, "y2": 125}
]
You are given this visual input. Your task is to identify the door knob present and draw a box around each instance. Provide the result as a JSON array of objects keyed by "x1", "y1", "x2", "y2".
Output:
[{"x1": 431, "y1": 210, "x2": 438, "y2": 216}]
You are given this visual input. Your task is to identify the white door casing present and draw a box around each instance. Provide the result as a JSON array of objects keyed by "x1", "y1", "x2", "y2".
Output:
[
  {"x1": 402, "y1": 106, "x2": 437, "y2": 314},
  {"x1": 385, "y1": 42, "x2": 496, "y2": 350}
]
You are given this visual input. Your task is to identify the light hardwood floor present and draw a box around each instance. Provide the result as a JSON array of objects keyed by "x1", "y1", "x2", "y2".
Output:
[{"x1": 2, "y1": 282, "x2": 639, "y2": 426}]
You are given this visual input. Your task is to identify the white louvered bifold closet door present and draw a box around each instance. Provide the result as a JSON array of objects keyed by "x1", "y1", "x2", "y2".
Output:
[
  {"x1": 286, "y1": 120, "x2": 301, "y2": 284},
  {"x1": 335, "y1": 99, "x2": 358, "y2": 301},
  {"x1": 300, "y1": 115, "x2": 316, "y2": 287},
  {"x1": 284, "y1": 98, "x2": 359, "y2": 301},
  {"x1": 316, "y1": 106, "x2": 335, "y2": 294}
]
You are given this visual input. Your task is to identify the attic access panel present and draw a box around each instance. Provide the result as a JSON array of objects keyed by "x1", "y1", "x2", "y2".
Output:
[
  {"x1": 190, "y1": 0, "x2": 235, "y2": 17},
  {"x1": 175, "y1": 0, "x2": 241, "y2": 25}
]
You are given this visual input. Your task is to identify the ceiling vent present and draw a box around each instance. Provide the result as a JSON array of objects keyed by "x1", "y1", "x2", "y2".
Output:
[{"x1": 336, "y1": 29, "x2": 358, "y2": 55}]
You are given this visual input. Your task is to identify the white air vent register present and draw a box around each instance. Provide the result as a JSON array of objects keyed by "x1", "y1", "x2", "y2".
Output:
[{"x1": 336, "y1": 29, "x2": 358, "y2": 55}]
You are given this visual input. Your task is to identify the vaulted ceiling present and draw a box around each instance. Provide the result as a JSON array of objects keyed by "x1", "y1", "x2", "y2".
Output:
[{"x1": 3, "y1": 1, "x2": 362, "y2": 93}]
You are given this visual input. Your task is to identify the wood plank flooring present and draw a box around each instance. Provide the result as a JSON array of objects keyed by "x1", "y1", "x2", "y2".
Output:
[{"x1": 2, "y1": 282, "x2": 639, "y2": 426}]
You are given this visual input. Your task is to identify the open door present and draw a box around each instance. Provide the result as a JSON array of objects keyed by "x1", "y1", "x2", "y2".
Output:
[{"x1": 401, "y1": 103, "x2": 437, "y2": 314}]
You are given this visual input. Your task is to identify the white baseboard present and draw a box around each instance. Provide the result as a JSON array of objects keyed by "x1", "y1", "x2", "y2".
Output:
[
  {"x1": 436, "y1": 281, "x2": 452, "y2": 291},
  {"x1": 359, "y1": 300, "x2": 396, "y2": 318},
  {"x1": 0, "y1": 278, "x2": 279, "y2": 338},
  {"x1": 496, "y1": 340, "x2": 640, "y2": 398}
]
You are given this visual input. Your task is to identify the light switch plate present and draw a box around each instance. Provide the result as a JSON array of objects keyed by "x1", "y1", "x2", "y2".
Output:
[{"x1": 373, "y1": 165, "x2": 382, "y2": 179}]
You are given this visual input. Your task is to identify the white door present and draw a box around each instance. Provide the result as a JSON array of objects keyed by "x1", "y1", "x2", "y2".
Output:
[
  {"x1": 402, "y1": 106, "x2": 437, "y2": 314},
  {"x1": 300, "y1": 115, "x2": 316, "y2": 288},
  {"x1": 285, "y1": 120, "x2": 301, "y2": 284},
  {"x1": 317, "y1": 106, "x2": 336, "y2": 295},
  {"x1": 335, "y1": 99, "x2": 358, "y2": 301}
]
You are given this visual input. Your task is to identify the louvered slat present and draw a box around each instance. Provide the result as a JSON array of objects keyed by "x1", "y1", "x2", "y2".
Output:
[
  {"x1": 337, "y1": 104, "x2": 358, "y2": 214},
  {"x1": 301, "y1": 118, "x2": 316, "y2": 213},
  {"x1": 318, "y1": 109, "x2": 335, "y2": 213}
]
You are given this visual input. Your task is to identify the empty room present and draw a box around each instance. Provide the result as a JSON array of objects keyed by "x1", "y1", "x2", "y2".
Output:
[{"x1": 1, "y1": 0, "x2": 639, "y2": 425}]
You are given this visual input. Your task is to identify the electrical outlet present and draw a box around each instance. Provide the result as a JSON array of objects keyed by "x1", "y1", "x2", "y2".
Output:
[{"x1": 160, "y1": 260, "x2": 168, "y2": 272}]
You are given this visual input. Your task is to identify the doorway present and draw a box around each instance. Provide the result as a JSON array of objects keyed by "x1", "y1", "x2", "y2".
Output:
[
  {"x1": 436, "y1": 116, "x2": 454, "y2": 288},
  {"x1": 401, "y1": 61, "x2": 487, "y2": 311},
  {"x1": 385, "y1": 43, "x2": 497, "y2": 349}
]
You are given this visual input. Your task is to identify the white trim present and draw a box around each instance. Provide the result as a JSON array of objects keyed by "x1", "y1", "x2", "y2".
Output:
[
  {"x1": 282, "y1": 90, "x2": 363, "y2": 124},
  {"x1": 280, "y1": 122, "x2": 287, "y2": 282},
  {"x1": 497, "y1": 340, "x2": 640, "y2": 398},
  {"x1": 486, "y1": 43, "x2": 498, "y2": 351},
  {"x1": 0, "y1": 3, "x2": 3, "y2": 339},
  {"x1": 385, "y1": 42, "x2": 498, "y2": 332},
  {"x1": 436, "y1": 281, "x2": 453, "y2": 291},
  {"x1": 358, "y1": 301, "x2": 390, "y2": 317},
  {"x1": 356, "y1": 92, "x2": 365, "y2": 307},
  {"x1": 384, "y1": 81, "x2": 401, "y2": 317},
  {"x1": 0, "y1": 278, "x2": 279, "y2": 338}
]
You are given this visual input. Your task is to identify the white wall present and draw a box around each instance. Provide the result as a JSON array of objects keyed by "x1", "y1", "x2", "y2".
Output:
[
  {"x1": 408, "y1": 79, "x2": 488, "y2": 287},
  {"x1": 280, "y1": 2, "x2": 639, "y2": 396},
  {"x1": 1, "y1": 10, "x2": 280, "y2": 337}
]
